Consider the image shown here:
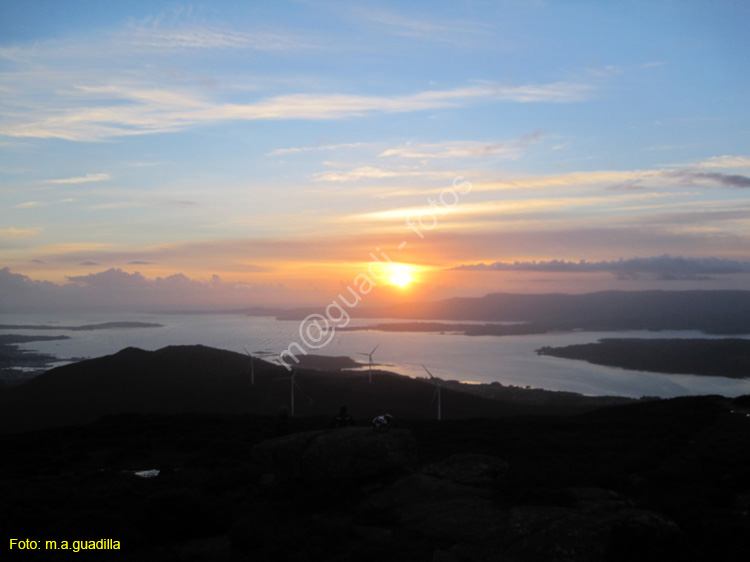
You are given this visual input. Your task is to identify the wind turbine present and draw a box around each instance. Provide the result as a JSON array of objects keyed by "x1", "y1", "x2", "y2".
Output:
[
  {"x1": 242, "y1": 346, "x2": 275, "y2": 386},
  {"x1": 423, "y1": 365, "x2": 442, "y2": 421},
  {"x1": 272, "y1": 365, "x2": 312, "y2": 416},
  {"x1": 243, "y1": 346, "x2": 256, "y2": 385},
  {"x1": 358, "y1": 344, "x2": 380, "y2": 383}
]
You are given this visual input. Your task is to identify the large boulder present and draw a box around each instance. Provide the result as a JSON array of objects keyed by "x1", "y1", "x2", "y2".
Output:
[
  {"x1": 252, "y1": 427, "x2": 417, "y2": 482},
  {"x1": 422, "y1": 453, "x2": 509, "y2": 487},
  {"x1": 356, "y1": 479, "x2": 690, "y2": 562}
]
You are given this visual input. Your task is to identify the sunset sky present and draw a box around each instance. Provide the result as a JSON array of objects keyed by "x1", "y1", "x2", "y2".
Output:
[{"x1": 2, "y1": 1, "x2": 750, "y2": 310}]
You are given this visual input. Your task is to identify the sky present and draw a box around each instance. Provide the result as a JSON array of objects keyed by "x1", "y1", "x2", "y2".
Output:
[{"x1": 2, "y1": 0, "x2": 750, "y2": 311}]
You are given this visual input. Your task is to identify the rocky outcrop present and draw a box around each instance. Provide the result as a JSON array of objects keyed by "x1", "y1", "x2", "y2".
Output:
[
  {"x1": 356, "y1": 468, "x2": 688, "y2": 562},
  {"x1": 422, "y1": 453, "x2": 509, "y2": 487},
  {"x1": 252, "y1": 427, "x2": 417, "y2": 482}
]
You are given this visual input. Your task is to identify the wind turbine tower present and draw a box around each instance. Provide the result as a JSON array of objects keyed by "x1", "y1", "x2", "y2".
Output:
[
  {"x1": 243, "y1": 346, "x2": 255, "y2": 385},
  {"x1": 358, "y1": 343, "x2": 380, "y2": 383},
  {"x1": 423, "y1": 365, "x2": 442, "y2": 421}
]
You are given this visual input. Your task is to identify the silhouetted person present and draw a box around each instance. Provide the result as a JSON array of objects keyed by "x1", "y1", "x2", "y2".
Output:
[
  {"x1": 331, "y1": 406, "x2": 355, "y2": 428},
  {"x1": 372, "y1": 414, "x2": 393, "y2": 432}
]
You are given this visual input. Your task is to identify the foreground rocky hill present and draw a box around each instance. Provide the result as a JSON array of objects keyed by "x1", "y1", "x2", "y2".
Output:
[
  {"x1": 3, "y1": 345, "x2": 749, "y2": 560},
  {"x1": 2, "y1": 394, "x2": 750, "y2": 561}
]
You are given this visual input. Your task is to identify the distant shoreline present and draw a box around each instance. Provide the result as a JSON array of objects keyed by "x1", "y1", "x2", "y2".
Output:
[
  {"x1": 0, "y1": 335, "x2": 72, "y2": 386},
  {"x1": 0, "y1": 321, "x2": 163, "y2": 331},
  {"x1": 340, "y1": 321, "x2": 545, "y2": 336},
  {"x1": 537, "y1": 338, "x2": 750, "y2": 379}
]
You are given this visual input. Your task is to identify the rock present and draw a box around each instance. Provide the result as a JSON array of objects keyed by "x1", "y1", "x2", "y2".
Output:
[
  {"x1": 360, "y1": 473, "x2": 490, "y2": 513},
  {"x1": 432, "y1": 549, "x2": 463, "y2": 562},
  {"x1": 506, "y1": 508, "x2": 687, "y2": 562},
  {"x1": 310, "y1": 510, "x2": 353, "y2": 538},
  {"x1": 422, "y1": 453, "x2": 509, "y2": 487},
  {"x1": 352, "y1": 525, "x2": 394, "y2": 544},
  {"x1": 357, "y1": 480, "x2": 689, "y2": 562},
  {"x1": 564, "y1": 487, "x2": 633, "y2": 512},
  {"x1": 394, "y1": 496, "x2": 506, "y2": 543},
  {"x1": 251, "y1": 429, "x2": 322, "y2": 480},
  {"x1": 357, "y1": 472, "x2": 503, "y2": 543},
  {"x1": 448, "y1": 504, "x2": 688, "y2": 562},
  {"x1": 252, "y1": 427, "x2": 417, "y2": 482}
]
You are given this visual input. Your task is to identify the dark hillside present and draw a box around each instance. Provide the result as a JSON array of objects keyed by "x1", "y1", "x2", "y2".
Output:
[{"x1": 0, "y1": 345, "x2": 582, "y2": 433}]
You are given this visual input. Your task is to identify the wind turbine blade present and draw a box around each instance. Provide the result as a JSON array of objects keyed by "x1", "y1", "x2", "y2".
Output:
[
  {"x1": 357, "y1": 352, "x2": 370, "y2": 356},
  {"x1": 422, "y1": 365, "x2": 435, "y2": 379},
  {"x1": 371, "y1": 343, "x2": 380, "y2": 355}
]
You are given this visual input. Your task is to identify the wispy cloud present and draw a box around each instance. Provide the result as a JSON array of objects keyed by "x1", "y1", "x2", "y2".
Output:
[
  {"x1": 14, "y1": 201, "x2": 43, "y2": 209},
  {"x1": 666, "y1": 170, "x2": 750, "y2": 189},
  {"x1": 268, "y1": 142, "x2": 367, "y2": 156},
  {"x1": 0, "y1": 227, "x2": 41, "y2": 239},
  {"x1": 1, "y1": 77, "x2": 594, "y2": 141},
  {"x1": 350, "y1": 193, "x2": 673, "y2": 224},
  {"x1": 0, "y1": 15, "x2": 312, "y2": 62},
  {"x1": 662, "y1": 155, "x2": 750, "y2": 169},
  {"x1": 379, "y1": 132, "x2": 541, "y2": 160},
  {"x1": 692, "y1": 155, "x2": 750, "y2": 169},
  {"x1": 313, "y1": 166, "x2": 455, "y2": 183},
  {"x1": 122, "y1": 24, "x2": 309, "y2": 52},
  {"x1": 470, "y1": 166, "x2": 750, "y2": 194},
  {"x1": 357, "y1": 8, "x2": 453, "y2": 37},
  {"x1": 44, "y1": 173, "x2": 111, "y2": 184}
]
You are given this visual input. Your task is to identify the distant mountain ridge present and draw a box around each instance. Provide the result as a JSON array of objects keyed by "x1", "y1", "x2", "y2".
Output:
[{"x1": 280, "y1": 290, "x2": 750, "y2": 334}]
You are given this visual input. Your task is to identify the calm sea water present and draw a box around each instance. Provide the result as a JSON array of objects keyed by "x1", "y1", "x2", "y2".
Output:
[{"x1": 3, "y1": 311, "x2": 750, "y2": 398}]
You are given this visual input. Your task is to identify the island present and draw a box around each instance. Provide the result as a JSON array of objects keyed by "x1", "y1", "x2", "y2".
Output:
[
  {"x1": 537, "y1": 338, "x2": 750, "y2": 379},
  {"x1": 341, "y1": 321, "x2": 545, "y2": 336},
  {"x1": 0, "y1": 321, "x2": 163, "y2": 331}
]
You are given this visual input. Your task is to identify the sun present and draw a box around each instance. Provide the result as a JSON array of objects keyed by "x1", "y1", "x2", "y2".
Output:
[{"x1": 389, "y1": 265, "x2": 413, "y2": 287}]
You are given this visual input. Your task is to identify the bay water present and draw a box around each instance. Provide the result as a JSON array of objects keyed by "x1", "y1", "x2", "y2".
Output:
[{"x1": 3, "y1": 311, "x2": 750, "y2": 398}]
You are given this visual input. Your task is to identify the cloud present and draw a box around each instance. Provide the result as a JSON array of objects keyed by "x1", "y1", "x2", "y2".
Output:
[
  {"x1": 467, "y1": 165, "x2": 750, "y2": 194},
  {"x1": 14, "y1": 201, "x2": 43, "y2": 208},
  {"x1": 0, "y1": 267, "x2": 302, "y2": 312},
  {"x1": 44, "y1": 173, "x2": 111, "y2": 184},
  {"x1": 268, "y1": 142, "x2": 366, "y2": 156},
  {"x1": 379, "y1": 133, "x2": 541, "y2": 160},
  {"x1": 690, "y1": 155, "x2": 750, "y2": 169},
  {"x1": 351, "y1": 191, "x2": 678, "y2": 224},
  {"x1": 66, "y1": 268, "x2": 148, "y2": 288},
  {"x1": 0, "y1": 227, "x2": 41, "y2": 239},
  {"x1": 357, "y1": 8, "x2": 453, "y2": 37},
  {"x1": 0, "y1": 78, "x2": 594, "y2": 141},
  {"x1": 452, "y1": 255, "x2": 750, "y2": 281},
  {"x1": 313, "y1": 166, "x2": 455, "y2": 183},
  {"x1": 350, "y1": 5, "x2": 494, "y2": 46},
  {"x1": 79, "y1": 261, "x2": 100, "y2": 266},
  {"x1": 667, "y1": 171, "x2": 750, "y2": 188},
  {"x1": 122, "y1": 24, "x2": 308, "y2": 52}
]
